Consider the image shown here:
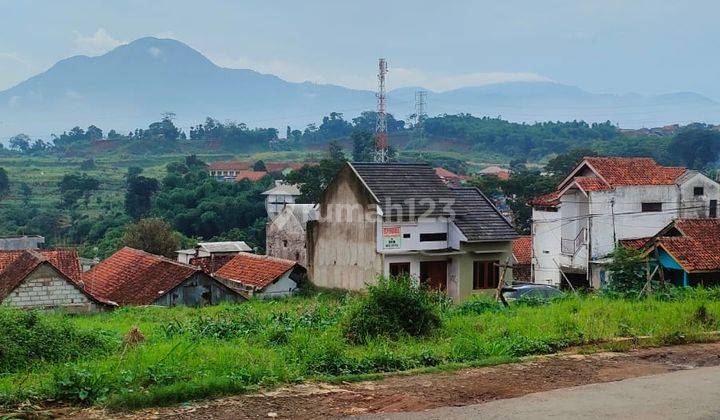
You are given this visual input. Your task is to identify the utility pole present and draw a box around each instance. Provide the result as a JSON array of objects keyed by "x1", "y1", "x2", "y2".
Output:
[
  {"x1": 374, "y1": 58, "x2": 389, "y2": 163},
  {"x1": 414, "y1": 90, "x2": 427, "y2": 145}
]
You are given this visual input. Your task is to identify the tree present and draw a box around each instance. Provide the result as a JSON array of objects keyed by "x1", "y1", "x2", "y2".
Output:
[
  {"x1": 668, "y1": 128, "x2": 720, "y2": 170},
  {"x1": 125, "y1": 174, "x2": 160, "y2": 220},
  {"x1": 19, "y1": 183, "x2": 32, "y2": 204},
  {"x1": 122, "y1": 218, "x2": 180, "y2": 258},
  {"x1": 58, "y1": 173, "x2": 100, "y2": 208},
  {"x1": 544, "y1": 148, "x2": 597, "y2": 179},
  {"x1": 327, "y1": 140, "x2": 345, "y2": 162},
  {"x1": 0, "y1": 168, "x2": 9, "y2": 197},
  {"x1": 606, "y1": 246, "x2": 647, "y2": 296},
  {"x1": 286, "y1": 142, "x2": 347, "y2": 203},
  {"x1": 86, "y1": 125, "x2": 103, "y2": 141},
  {"x1": 253, "y1": 160, "x2": 267, "y2": 171},
  {"x1": 351, "y1": 131, "x2": 375, "y2": 162},
  {"x1": 8, "y1": 134, "x2": 30, "y2": 152}
]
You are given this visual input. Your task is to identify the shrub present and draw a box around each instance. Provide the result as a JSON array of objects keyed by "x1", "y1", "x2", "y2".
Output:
[
  {"x1": 605, "y1": 246, "x2": 647, "y2": 296},
  {"x1": 342, "y1": 277, "x2": 442, "y2": 344},
  {"x1": 0, "y1": 308, "x2": 116, "y2": 373},
  {"x1": 52, "y1": 366, "x2": 113, "y2": 405},
  {"x1": 454, "y1": 295, "x2": 504, "y2": 315}
]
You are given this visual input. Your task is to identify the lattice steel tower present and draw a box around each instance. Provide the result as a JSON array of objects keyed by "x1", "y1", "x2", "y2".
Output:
[{"x1": 374, "y1": 58, "x2": 389, "y2": 163}]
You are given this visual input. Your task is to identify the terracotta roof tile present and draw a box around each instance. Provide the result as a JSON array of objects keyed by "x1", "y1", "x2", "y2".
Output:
[
  {"x1": 83, "y1": 247, "x2": 202, "y2": 305},
  {"x1": 619, "y1": 237, "x2": 653, "y2": 250},
  {"x1": 512, "y1": 236, "x2": 532, "y2": 265},
  {"x1": 189, "y1": 255, "x2": 234, "y2": 274},
  {"x1": 209, "y1": 161, "x2": 252, "y2": 171},
  {"x1": 584, "y1": 157, "x2": 686, "y2": 187},
  {"x1": 215, "y1": 253, "x2": 297, "y2": 290},
  {"x1": 573, "y1": 176, "x2": 611, "y2": 192},
  {"x1": 657, "y1": 219, "x2": 720, "y2": 272},
  {"x1": 235, "y1": 170, "x2": 268, "y2": 182},
  {"x1": 529, "y1": 190, "x2": 562, "y2": 207}
]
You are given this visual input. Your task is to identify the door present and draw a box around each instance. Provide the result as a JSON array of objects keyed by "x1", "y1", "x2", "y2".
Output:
[
  {"x1": 389, "y1": 262, "x2": 411, "y2": 278},
  {"x1": 420, "y1": 261, "x2": 448, "y2": 292}
]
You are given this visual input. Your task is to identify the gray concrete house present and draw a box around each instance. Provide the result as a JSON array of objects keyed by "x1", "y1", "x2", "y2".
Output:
[{"x1": 307, "y1": 162, "x2": 518, "y2": 301}]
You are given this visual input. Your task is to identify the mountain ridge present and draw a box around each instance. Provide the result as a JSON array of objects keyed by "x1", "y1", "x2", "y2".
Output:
[{"x1": 1, "y1": 37, "x2": 718, "y2": 138}]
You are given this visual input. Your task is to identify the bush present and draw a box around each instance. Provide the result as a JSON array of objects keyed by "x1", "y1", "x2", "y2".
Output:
[
  {"x1": 454, "y1": 295, "x2": 504, "y2": 315},
  {"x1": 0, "y1": 308, "x2": 116, "y2": 373},
  {"x1": 342, "y1": 277, "x2": 443, "y2": 344}
]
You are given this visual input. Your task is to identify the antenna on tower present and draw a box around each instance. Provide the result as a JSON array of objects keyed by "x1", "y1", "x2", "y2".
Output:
[
  {"x1": 414, "y1": 90, "x2": 427, "y2": 145},
  {"x1": 374, "y1": 58, "x2": 389, "y2": 163}
]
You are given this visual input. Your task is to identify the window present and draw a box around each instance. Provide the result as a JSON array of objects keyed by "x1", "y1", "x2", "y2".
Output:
[
  {"x1": 694, "y1": 187, "x2": 705, "y2": 196},
  {"x1": 389, "y1": 262, "x2": 411, "y2": 278},
  {"x1": 473, "y1": 261, "x2": 499, "y2": 289},
  {"x1": 419, "y1": 233, "x2": 447, "y2": 242},
  {"x1": 711, "y1": 200, "x2": 718, "y2": 218},
  {"x1": 403, "y1": 233, "x2": 411, "y2": 239},
  {"x1": 641, "y1": 202, "x2": 662, "y2": 212},
  {"x1": 283, "y1": 240, "x2": 288, "y2": 248}
]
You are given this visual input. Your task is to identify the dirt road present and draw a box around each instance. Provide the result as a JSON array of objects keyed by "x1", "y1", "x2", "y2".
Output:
[
  {"x1": 43, "y1": 342, "x2": 720, "y2": 419},
  {"x1": 363, "y1": 366, "x2": 720, "y2": 419}
]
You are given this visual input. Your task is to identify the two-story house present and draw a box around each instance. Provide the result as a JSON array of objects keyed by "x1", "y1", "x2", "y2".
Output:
[
  {"x1": 306, "y1": 162, "x2": 518, "y2": 301},
  {"x1": 531, "y1": 157, "x2": 720, "y2": 289}
]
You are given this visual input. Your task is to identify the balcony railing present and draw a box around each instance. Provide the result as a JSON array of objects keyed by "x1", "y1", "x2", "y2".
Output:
[{"x1": 561, "y1": 227, "x2": 586, "y2": 255}]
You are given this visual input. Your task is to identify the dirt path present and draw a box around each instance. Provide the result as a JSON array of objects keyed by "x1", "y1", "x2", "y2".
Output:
[{"x1": 40, "y1": 342, "x2": 720, "y2": 419}]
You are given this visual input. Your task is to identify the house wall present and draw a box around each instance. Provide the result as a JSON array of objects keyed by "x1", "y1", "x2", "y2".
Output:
[
  {"x1": 266, "y1": 194, "x2": 296, "y2": 218},
  {"x1": 532, "y1": 207, "x2": 562, "y2": 286},
  {"x1": 678, "y1": 173, "x2": 720, "y2": 218},
  {"x1": 589, "y1": 186, "x2": 679, "y2": 259},
  {"x1": 4, "y1": 263, "x2": 102, "y2": 313},
  {"x1": 307, "y1": 166, "x2": 382, "y2": 290},
  {"x1": 266, "y1": 211, "x2": 308, "y2": 267},
  {"x1": 377, "y1": 218, "x2": 452, "y2": 252},
  {"x1": 155, "y1": 273, "x2": 245, "y2": 306},
  {"x1": 255, "y1": 272, "x2": 298, "y2": 299}
]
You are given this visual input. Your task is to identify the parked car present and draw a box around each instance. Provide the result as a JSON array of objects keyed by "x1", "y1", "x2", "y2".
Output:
[{"x1": 502, "y1": 283, "x2": 563, "y2": 302}]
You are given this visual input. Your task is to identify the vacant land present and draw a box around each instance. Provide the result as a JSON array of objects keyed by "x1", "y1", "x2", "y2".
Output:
[{"x1": 2, "y1": 290, "x2": 720, "y2": 414}]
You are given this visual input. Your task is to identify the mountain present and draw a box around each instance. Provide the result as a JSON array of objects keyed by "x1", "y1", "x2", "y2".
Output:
[{"x1": 1, "y1": 37, "x2": 719, "y2": 138}]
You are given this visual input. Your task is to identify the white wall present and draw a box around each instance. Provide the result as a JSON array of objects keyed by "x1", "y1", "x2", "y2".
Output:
[
  {"x1": 678, "y1": 172, "x2": 720, "y2": 218},
  {"x1": 377, "y1": 218, "x2": 451, "y2": 253},
  {"x1": 532, "y1": 207, "x2": 562, "y2": 286},
  {"x1": 255, "y1": 272, "x2": 297, "y2": 299}
]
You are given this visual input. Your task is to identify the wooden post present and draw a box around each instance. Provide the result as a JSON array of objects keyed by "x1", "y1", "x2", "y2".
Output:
[
  {"x1": 494, "y1": 257, "x2": 512, "y2": 303},
  {"x1": 552, "y1": 258, "x2": 577, "y2": 294},
  {"x1": 653, "y1": 247, "x2": 666, "y2": 286}
]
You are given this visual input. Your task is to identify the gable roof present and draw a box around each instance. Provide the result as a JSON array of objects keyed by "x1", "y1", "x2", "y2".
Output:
[
  {"x1": 560, "y1": 157, "x2": 687, "y2": 190},
  {"x1": 348, "y1": 162, "x2": 463, "y2": 218},
  {"x1": 214, "y1": 253, "x2": 297, "y2": 290},
  {"x1": 209, "y1": 161, "x2": 252, "y2": 171},
  {"x1": 512, "y1": 236, "x2": 532, "y2": 265},
  {"x1": 451, "y1": 187, "x2": 518, "y2": 242},
  {"x1": 654, "y1": 219, "x2": 720, "y2": 273},
  {"x1": 0, "y1": 249, "x2": 109, "y2": 304},
  {"x1": 83, "y1": 247, "x2": 206, "y2": 305}
]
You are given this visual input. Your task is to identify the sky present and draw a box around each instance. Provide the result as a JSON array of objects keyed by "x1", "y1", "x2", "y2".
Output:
[{"x1": 1, "y1": 0, "x2": 719, "y2": 98}]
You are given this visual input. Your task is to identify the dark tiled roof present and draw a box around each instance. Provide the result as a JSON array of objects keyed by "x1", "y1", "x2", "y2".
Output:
[
  {"x1": 215, "y1": 252, "x2": 297, "y2": 290},
  {"x1": 83, "y1": 247, "x2": 206, "y2": 305},
  {"x1": 349, "y1": 162, "x2": 463, "y2": 217},
  {"x1": 451, "y1": 188, "x2": 518, "y2": 242}
]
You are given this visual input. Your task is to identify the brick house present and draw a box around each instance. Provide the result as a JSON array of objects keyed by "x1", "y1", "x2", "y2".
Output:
[
  {"x1": 84, "y1": 247, "x2": 247, "y2": 306},
  {"x1": 0, "y1": 249, "x2": 110, "y2": 312}
]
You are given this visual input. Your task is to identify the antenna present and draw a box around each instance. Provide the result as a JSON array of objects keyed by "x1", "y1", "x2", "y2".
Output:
[
  {"x1": 374, "y1": 58, "x2": 389, "y2": 163},
  {"x1": 414, "y1": 90, "x2": 427, "y2": 145}
]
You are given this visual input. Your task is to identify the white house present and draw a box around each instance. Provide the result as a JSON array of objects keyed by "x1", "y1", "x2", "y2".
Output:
[
  {"x1": 214, "y1": 252, "x2": 302, "y2": 299},
  {"x1": 176, "y1": 241, "x2": 253, "y2": 264},
  {"x1": 531, "y1": 157, "x2": 720, "y2": 289}
]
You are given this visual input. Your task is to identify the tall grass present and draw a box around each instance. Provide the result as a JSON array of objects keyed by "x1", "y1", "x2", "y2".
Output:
[{"x1": 1, "y1": 290, "x2": 719, "y2": 409}]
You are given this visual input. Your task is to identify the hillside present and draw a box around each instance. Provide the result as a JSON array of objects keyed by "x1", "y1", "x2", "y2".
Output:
[{"x1": 1, "y1": 37, "x2": 720, "y2": 139}]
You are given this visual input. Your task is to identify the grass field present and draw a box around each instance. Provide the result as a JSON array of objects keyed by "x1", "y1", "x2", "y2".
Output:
[{"x1": 1, "y1": 289, "x2": 720, "y2": 410}]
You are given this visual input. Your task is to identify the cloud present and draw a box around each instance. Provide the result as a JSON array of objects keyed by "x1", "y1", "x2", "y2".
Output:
[
  {"x1": 147, "y1": 47, "x2": 162, "y2": 58},
  {"x1": 72, "y1": 28, "x2": 124, "y2": 55}
]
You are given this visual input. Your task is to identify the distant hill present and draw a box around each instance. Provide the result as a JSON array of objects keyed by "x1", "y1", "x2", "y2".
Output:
[{"x1": 1, "y1": 36, "x2": 719, "y2": 138}]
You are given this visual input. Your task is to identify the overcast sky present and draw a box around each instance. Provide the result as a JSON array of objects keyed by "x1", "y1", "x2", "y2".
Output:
[{"x1": 1, "y1": 0, "x2": 718, "y2": 98}]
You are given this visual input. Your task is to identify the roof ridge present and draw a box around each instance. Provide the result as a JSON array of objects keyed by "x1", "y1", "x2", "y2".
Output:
[{"x1": 120, "y1": 247, "x2": 200, "y2": 271}]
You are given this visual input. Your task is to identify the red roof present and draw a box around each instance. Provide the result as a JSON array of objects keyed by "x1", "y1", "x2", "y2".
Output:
[
  {"x1": 512, "y1": 236, "x2": 532, "y2": 265},
  {"x1": 434, "y1": 167, "x2": 471, "y2": 181},
  {"x1": 529, "y1": 190, "x2": 562, "y2": 207},
  {"x1": 215, "y1": 253, "x2": 297, "y2": 290},
  {"x1": 657, "y1": 219, "x2": 720, "y2": 272},
  {"x1": 235, "y1": 170, "x2": 268, "y2": 182},
  {"x1": 582, "y1": 157, "x2": 686, "y2": 187},
  {"x1": 189, "y1": 255, "x2": 234, "y2": 274},
  {"x1": 209, "y1": 161, "x2": 252, "y2": 171},
  {"x1": 619, "y1": 237, "x2": 653, "y2": 250},
  {"x1": 573, "y1": 176, "x2": 610, "y2": 192},
  {"x1": 0, "y1": 249, "x2": 106, "y2": 304},
  {"x1": 83, "y1": 247, "x2": 202, "y2": 305}
]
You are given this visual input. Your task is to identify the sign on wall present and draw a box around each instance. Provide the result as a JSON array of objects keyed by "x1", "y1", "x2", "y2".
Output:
[{"x1": 382, "y1": 226, "x2": 402, "y2": 249}]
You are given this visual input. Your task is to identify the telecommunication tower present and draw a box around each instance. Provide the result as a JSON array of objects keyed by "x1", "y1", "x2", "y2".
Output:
[
  {"x1": 415, "y1": 90, "x2": 427, "y2": 144},
  {"x1": 374, "y1": 58, "x2": 389, "y2": 163}
]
